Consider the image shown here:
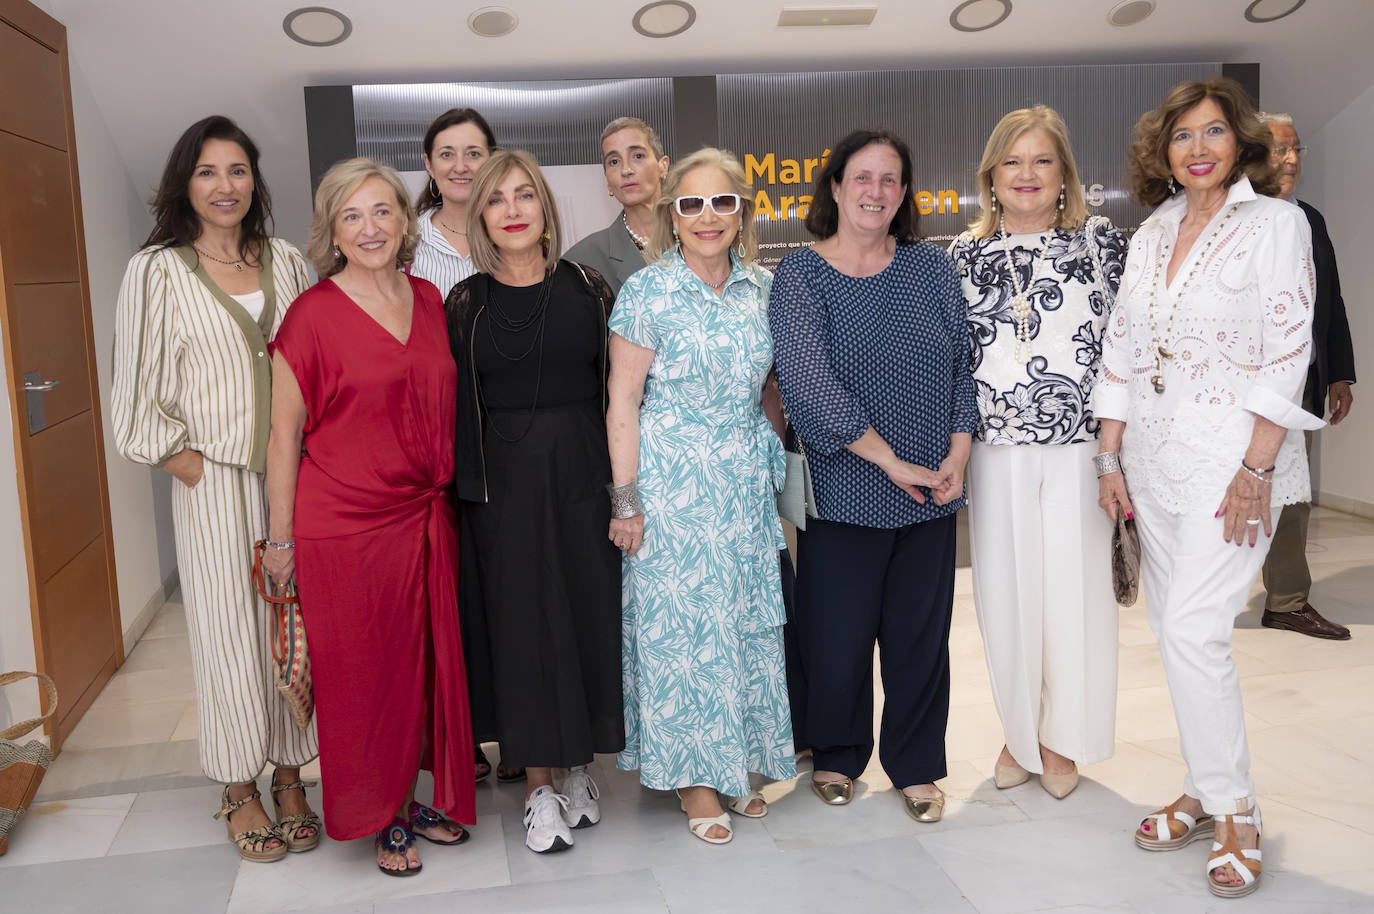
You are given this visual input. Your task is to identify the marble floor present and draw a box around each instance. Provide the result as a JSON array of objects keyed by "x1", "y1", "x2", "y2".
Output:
[{"x1": 4, "y1": 506, "x2": 1373, "y2": 913}]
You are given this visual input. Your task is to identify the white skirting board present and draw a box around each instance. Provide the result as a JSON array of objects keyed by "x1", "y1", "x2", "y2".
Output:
[{"x1": 121, "y1": 569, "x2": 180, "y2": 657}]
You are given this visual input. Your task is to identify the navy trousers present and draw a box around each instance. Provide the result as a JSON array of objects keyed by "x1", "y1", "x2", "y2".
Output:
[{"x1": 794, "y1": 514, "x2": 956, "y2": 787}]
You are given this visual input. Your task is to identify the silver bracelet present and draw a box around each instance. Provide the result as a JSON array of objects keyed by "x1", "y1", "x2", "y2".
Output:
[
  {"x1": 607, "y1": 480, "x2": 643, "y2": 519},
  {"x1": 1239, "y1": 461, "x2": 1274, "y2": 484},
  {"x1": 1093, "y1": 451, "x2": 1122, "y2": 478},
  {"x1": 265, "y1": 539, "x2": 295, "y2": 550}
]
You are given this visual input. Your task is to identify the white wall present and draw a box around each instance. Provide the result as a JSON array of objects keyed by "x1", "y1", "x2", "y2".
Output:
[
  {"x1": 1309, "y1": 81, "x2": 1374, "y2": 517},
  {"x1": 0, "y1": 55, "x2": 174, "y2": 732}
]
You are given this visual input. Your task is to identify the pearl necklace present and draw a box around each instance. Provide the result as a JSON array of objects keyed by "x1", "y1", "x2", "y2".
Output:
[
  {"x1": 1144, "y1": 203, "x2": 1239, "y2": 394},
  {"x1": 194, "y1": 244, "x2": 244, "y2": 272},
  {"x1": 621, "y1": 212, "x2": 649, "y2": 251},
  {"x1": 997, "y1": 213, "x2": 1052, "y2": 365}
]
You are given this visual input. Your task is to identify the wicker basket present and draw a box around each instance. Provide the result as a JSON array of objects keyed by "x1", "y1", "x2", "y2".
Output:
[{"x1": 0, "y1": 671, "x2": 58, "y2": 856}]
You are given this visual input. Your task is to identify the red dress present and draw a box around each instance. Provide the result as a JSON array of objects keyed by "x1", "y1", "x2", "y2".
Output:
[{"x1": 271, "y1": 275, "x2": 475, "y2": 839}]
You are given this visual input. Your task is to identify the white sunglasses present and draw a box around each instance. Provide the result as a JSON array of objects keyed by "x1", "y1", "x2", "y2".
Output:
[{"x1": 673, "y1": 193, "x2": 742, "y2": 217}]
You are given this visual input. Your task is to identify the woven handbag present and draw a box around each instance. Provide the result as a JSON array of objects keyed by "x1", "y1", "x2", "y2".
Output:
[
  {"x1": 252, "y1": 541, "x2": 314, "y2": 729},
  {"x1": 0, "y1": 671, "x2": 58, "y2": 856}
]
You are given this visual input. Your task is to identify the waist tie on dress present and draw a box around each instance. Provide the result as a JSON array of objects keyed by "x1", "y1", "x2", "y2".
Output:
[
  {"x1": 642, "y1": 400, "x2": 787, "y2": 633},
  {"x1": 417, "y1": 484, "x2": 476, "y2": 825}
]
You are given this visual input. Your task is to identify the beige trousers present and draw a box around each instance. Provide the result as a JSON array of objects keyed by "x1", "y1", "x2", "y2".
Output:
[{"x1": 170, "y1": 459, "x2": 318, "y2": 783}]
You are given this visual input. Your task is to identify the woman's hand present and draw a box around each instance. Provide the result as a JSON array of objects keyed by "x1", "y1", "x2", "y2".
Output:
[
  {"x1": 1098, "y1": 471, "x2": 1134, "y2": 522},
  {"x1": 884, "y1": 460, "x2": 938, "y2": 503},
  {"x1": 1217, "y1": 468, "x2": 1271, "y2": 547},
  {"x1": 262, "y1": 545, "x2": 295, "y2": 592},
  {"x1": 608, "y1": 515, "x2": 645, "y2": 556},
  {"x1": 930, "y1": 455, "x2": 965, "y2": 506},
  {"x1": 163, "y1": 449, "x2": 204, "y2": 489}
]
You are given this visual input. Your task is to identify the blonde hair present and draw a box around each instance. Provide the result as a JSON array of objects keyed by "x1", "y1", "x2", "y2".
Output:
[
  {"x1": 466, "y1": 149, "x2": 562, "y2": 276},
  {"x1": 969, "y1": 106, "x2": 1088, "y2": 238},
  {"x1": 307, "y1": 158, "x2": 417, "y2": 277},
  {"x1": 647, "y1": 148, "x2": 758, "y2": 264}
]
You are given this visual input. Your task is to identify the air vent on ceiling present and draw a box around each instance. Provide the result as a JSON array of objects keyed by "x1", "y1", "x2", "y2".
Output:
[{"x1": 778, "y1": 7, "x2": 877, "y2": 27}]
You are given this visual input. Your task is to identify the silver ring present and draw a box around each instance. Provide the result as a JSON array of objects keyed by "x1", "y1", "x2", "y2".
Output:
[{"x1": 1245, "y1": 518, "x2": 1261, "y2": 526}]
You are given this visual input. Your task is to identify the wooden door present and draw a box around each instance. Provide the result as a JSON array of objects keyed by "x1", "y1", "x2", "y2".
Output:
[{"x1": 0, "y1": 0, "x2": 123, "y2": 752}]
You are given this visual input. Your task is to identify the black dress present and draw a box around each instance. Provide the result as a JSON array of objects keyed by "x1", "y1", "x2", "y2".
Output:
[{"x1": 445, "y1": 261, "x2": 624, "y2": 768}]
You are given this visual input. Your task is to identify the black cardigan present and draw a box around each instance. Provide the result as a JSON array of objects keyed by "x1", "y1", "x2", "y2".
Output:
[
  {"x1": 443, "y1": 259, "x2": 615, "y2": 502},
  {"x1": 1297, "y1": 200, "x2": 1357, "y2": 417}
]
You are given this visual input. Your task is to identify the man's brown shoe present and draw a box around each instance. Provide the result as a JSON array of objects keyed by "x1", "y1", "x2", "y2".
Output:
[{"x1": 1262, "y1": 604, "x2": 1351, "y2": 640}]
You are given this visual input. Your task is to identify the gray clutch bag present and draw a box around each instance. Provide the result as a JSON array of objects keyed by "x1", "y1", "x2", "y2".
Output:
[{"x1": 778, "y1": 447, "x2": 818, "y2": 529}]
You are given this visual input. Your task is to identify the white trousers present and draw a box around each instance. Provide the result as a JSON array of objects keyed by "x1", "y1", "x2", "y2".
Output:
[
  {"x1": 171, "y1": 459, "x2": 318, "y2": 783},
  {"x1": 968, "y1": 440, "x2": 1118, "y2": 772},
  {"x1": 1131, "y1": 483, "x2": 1267, "y2": 816}
]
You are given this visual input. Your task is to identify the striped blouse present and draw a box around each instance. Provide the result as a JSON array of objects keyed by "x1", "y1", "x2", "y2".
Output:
[
  {"x1": 410, "y1": 211, "x2": 476, "y2": 301},
  {"x1": 111, "y1": 238, "x2": 311, "y2": 474}
]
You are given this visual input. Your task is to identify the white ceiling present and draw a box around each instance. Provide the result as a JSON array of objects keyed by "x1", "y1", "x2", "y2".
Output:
[{"x1": 35, "y1": 0, "x2": 1374, "y2": 248}]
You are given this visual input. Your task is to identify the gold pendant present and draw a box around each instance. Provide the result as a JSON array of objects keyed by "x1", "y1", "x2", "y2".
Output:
[
  {"x1": 233, "y1": 263, "x2": 243, "y2": 272},
  {"x1": 1157, "y1": 345, "x2": 1173, "y2": 360}
]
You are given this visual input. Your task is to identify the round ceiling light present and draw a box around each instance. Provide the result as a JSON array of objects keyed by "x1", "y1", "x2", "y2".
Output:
[
  {"x1": 633, "y1": 1, "x2": 696, "y2": 38},
  {"x1": 1244, "y1": 0, "x2": 1305, "y2": 23},
  {"x1": 949, "y1": 0, "x2": 1011, "y2": 33},
  {"x1": 469, "y1": 7, "x2": 519, "y2": 38},
  {"x1": 282, "y1": 7, "x2": 352, "y2": 47},
  {"x1": 1108, "y1": 0, "x2": 1155, "y2": 27}
]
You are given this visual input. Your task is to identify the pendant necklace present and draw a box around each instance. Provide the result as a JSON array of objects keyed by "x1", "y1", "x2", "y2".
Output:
[
  {"x1": 194, "y1": 244, "x2": 245, "y2": 272},
  {"x1": 1144, "y1": 203, "x2": 1239, "y2": 394},
  {"x1": 997, "y1": 212, "x2": 1052, "y2": 365}
]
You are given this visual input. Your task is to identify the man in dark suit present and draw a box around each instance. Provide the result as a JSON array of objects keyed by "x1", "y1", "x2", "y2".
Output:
[{"x1": 1258, "y1": 113, "x2": 1358, "y2": 640}]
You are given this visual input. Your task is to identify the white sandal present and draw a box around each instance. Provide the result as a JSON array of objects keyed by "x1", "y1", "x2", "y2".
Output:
[
  {"x1": 1135, "y1": 801, "x2": 1215, "y2": 851},
  {"x1": 724, "y1": 791, "x2": 766, "y2": 819},
  {"x1": 1207, "y1": 808, "x2": 1262, "y2": 898},
  {"x1": 677, "y1": 790, "x2": 733, "y2": 845}
]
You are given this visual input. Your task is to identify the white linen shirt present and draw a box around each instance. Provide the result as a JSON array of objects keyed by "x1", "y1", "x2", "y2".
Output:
[
  {"x1": 1094, "y1": 177, "x2": 1323, "y2": 513},
  {"x1": 410, "y1": 211, "x2": 475, "y2": 301}
]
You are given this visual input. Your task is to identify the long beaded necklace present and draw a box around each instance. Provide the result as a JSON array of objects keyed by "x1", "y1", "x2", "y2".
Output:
[
  {"x1": 1144, "y1": 203, "x2": 1239, "y2": 394},
  {"x1": 621, "y1": 212, "x2": 649, "y2": 251},
  {"x1": 997, "y1": 212, "x2": 1053, "y2": 365},
  {"x1": 480, "y1": 271, "x2": 554, "y2": 442}
]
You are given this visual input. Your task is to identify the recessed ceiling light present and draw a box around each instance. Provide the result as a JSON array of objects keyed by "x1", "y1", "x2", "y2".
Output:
[
  {"x1": 468, "y1": 6, "x2": 519, "y2": 38},
  {"x1": 282, "y1": 6, "x2": 352, "y2": 47},
  {"x1": 779, "y1": 7, "x2": 877, "y2": 27},
  {"x1": 949, "y1": 0, "x2": 1011, "y2": 33},
  {"x1": 1244, "y1": 0, "x2": 1305, "y2": 23},
  {"x1": 633, "y1": 1, "x2": 696, "y2": 38},
  {"x1": 1108, "y1": 0, "x2": 1155, "y2": 27}
]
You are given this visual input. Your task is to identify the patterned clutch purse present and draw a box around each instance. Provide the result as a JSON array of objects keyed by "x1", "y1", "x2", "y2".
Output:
[
  {"x1": 1112, "y1": 514, "x2": 1141, "y2": 606},
  {"x1": 252, "y1": 541, "x2": 314, "y2": 729}
]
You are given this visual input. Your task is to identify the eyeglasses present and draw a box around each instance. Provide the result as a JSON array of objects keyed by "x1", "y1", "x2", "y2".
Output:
[
  {"x1": 673, "y1": 193, "x2": 742, "y2": 217},
  {"x1": 1273, "y1": 144, "x2": 1309, "y2": 159}
]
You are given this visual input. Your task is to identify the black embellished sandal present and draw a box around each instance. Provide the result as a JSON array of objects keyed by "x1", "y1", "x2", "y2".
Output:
[
  {"x1": 214, "y1": 785, "x2": 287, "y2": 863},
  {"x1": 376, "y1": 818, "x2": 421, "y2": 877},
  {"x1": 270, "y1": 775, "x2": 322, "y2": 853},
  {"x1": 409, "y1": 801, "x2": 469, "y2": 846}
]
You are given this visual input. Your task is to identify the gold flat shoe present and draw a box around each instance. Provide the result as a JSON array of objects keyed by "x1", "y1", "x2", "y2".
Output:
[
  {"x1": 810, "y1": 776, "x2": 854, "y2": 806},
  {"x1": 994, "y1": 762, "x2": 1030, "y2": 789},
  {"x1": 901, "y1": 791, "x2": 945, "y2": 823}
]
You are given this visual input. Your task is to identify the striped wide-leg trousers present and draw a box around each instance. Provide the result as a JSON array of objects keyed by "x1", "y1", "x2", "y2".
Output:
[{"x1": 170, "y1": 458, "x2": 318, "y2": 783}]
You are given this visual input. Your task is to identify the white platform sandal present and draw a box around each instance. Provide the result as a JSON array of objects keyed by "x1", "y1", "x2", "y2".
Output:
[
  {"x1": 1207, "y1": 808, "x2": 1262, "y2": 898},
  {"x1": 724, "y1": 791, "x2": 767, "y2": 819},
  {"x1": 1134, "y1": 800, "x2": 1215, "y2": 851},
  {"x1": 677, "y1": 790, "x2": 733, "y2": 845}
]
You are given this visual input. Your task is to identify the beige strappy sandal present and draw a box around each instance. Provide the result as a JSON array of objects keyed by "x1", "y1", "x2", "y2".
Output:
[
  {"x1": 724, "y1": 790, "x2": 767, "y2": 818},
  {"x1": 270, "y1": 776, "x2": 322, "y2": 853},
  {"x1": 1134, "y1": 799, "x2": 1214, "y2": 851},
  {"x1": 214, "y1": 786, "x2": 287, "y2": 863},
  {"x1": 1207, "y1": 808, "x2": 1263, "y2": 898},
  {"x1": 677, "y1": 789, "x2": 733, "y2": 845}
]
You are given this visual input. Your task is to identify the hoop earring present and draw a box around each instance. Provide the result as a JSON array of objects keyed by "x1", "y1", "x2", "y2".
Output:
[
  {"x1": 428, "y1": 177, "x2": 439, "y2": 200},
  {"x1": 735, "y1": 227, "x2": 746, "y2": 259}
]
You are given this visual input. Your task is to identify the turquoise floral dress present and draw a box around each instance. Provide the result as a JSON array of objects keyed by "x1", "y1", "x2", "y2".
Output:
[{"x1": 610, "y1": 252, "x2": 796, "y2": 796}]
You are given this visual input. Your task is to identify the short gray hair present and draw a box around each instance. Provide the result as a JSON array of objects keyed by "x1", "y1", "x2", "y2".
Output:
[
  {"x1": 600, "y1": 117, "x2": 665, "y2": 159},
  {"x1": 1257, "y1": 111, "x2": 1294, "y2": 127}
]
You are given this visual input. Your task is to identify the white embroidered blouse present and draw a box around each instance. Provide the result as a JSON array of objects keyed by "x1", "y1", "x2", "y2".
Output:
[{"x1": 1094, "y1": 177, "x2": 1323, "y2": 513}]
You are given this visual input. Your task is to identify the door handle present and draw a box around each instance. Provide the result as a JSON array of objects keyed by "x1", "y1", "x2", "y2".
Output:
[{"x1": 24, "y1": 379, "x2": 60, "y2": 392}]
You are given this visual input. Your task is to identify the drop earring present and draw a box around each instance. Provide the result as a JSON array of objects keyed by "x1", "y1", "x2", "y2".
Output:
[
  {"x1": 673, "y1": 229, "x2": 682, "y2": 259},
  {"x1": 331, "y1": 245, "x2": 341, "y2": 260},
  {"x1": 735, "y1": 227, "x2": 746, "y2": 259},
  {"x1": 1057, "y1": 183, "x2": 1066, "y2": 214},
  {"x1": 1168, "y1": 176, "x2": 1177, "y2": 195},
  {"x1": 989, "y1": 188, "x2": 998, "y2": 211}
]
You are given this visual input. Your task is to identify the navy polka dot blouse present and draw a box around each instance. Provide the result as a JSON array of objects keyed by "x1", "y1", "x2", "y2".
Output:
[{"x1": 770, "y1": 243, "x2": 977, "y2": 528}]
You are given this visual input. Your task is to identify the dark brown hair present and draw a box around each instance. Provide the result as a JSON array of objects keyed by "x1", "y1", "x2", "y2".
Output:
[
  {"x1": 416, "y1": 107, "x2": 498, "y2": 213},
  {"x1": 143, "y1": 115, "x2": 271, "y2": 261},
  {"x1": 1127, "y1": 77, "x2": 1281, "y2": 208},
  {"x1": 804, "y1": 128, "x2": 919, "y2": 242}
]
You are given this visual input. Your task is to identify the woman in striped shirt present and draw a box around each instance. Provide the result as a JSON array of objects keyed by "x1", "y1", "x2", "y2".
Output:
[
  {"x1": 111, "y1": 115, "x2": 319, "y2": 863},
  {"x1": 410, "y1": 107, "x2": 497, "y2": 302}
]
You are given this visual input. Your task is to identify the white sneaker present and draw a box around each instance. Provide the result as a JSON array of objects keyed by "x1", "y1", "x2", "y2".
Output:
[
  {"x1": 523, "y1": 785, "x2": 573, "y2": 853},
  {"x1": 561, "y1": 765, "x2": 601, "y2": 828}
]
